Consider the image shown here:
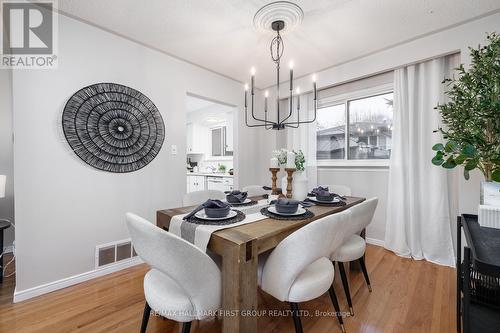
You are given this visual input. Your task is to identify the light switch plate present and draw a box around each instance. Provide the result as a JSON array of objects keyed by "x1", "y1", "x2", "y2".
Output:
[{"x1": 171, "y1": 145, "x2": 178, "y2": 155}]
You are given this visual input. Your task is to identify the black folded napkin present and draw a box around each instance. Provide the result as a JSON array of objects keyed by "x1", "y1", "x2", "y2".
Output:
[
  {"x1": 299, "y1": 201, "x2": 315, "y2": 207},
  {"x1": 309, "y1": 186, "x2": 330, "y2": 197},
  {"x1": 183, "y1": 199, "x2": 229, "y2": 220},
  {"x1": 225, "y1": 190, "x2": 248, "y2": 203},
  {"x1": 308, "y1": 186, "x2": 347, "y2": 200},
  {"x1": 263, "y1": 186, "x2": 282, "y2": 192},
  {"x1": 276, "y1": 198, "x2": 300, "y2": 206}
]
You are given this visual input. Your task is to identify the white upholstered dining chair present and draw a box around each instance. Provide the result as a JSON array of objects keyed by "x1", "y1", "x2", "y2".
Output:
[
  {"x1": 259, "y1": 211, "x2": 351, "y2": 333},
  {"x1": 182, "y1": 189, "x2": 225, "y2": 206},
  {"x1": 126, "y1": 213, "x2": 221, "y2": 333},
  {"x1": 330, "y1": 197, "x2": 378, "y2": 316},
  {"x1": 325, "y1": 184, "x2": 352, "y2": 196},
  {"x1": 241, "y1": 185, "x2": 270, "y2": 197}
]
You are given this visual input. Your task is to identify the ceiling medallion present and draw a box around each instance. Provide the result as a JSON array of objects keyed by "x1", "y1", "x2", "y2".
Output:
[
  {"x1": 253, "y1": 1, "x2": 304, "y2": 34},
  {"x1": 245, "y1": 2, "x2": 316, "y2": 130}
]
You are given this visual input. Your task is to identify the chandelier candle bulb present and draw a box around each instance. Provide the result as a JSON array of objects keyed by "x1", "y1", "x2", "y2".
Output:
[
  {"x1": 312, "y1": 75, "x2": 317, "y2": 100},
  {"x1": 296, "y1": 88, "x2": 300, "y2": 110},
  {"x1": 251, "y1": 67, "x2": 255, "y2": 95},
  {"x1": 244, "y1": 84, "x2": 248, "y2": 108},
  {"x1": 264, "y1": 90, "x2": 268, "y2": 111}
]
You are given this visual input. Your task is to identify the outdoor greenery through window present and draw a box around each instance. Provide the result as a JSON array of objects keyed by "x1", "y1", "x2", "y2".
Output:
[{"x1": 316, "y1": 92, "x2": 393, "y2": 161}]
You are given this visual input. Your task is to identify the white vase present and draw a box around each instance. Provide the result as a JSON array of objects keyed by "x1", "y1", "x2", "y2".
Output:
[{"x1": 281, "y1": 170, "x2": 308, "y2": 201}]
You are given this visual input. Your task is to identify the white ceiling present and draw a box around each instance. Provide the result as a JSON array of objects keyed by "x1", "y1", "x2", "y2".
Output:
[
  {"x1": 186, "y1": 95, "x2": 233, "y2": 126},
  {"x1": 59, "y1": 0, "x2": 500, "y2": 88}
]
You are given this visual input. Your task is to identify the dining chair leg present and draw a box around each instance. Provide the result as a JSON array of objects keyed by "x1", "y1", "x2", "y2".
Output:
[
  {"x1": 338, "y1": 262, "x2": 354, "y2": 316},
  {"x1": 359, "y1": 256, "x2": 372, "y2": 292},
  {"x1": 140, "y1": 302, "x2": 151, "y2": 333},
  {"x1": 181, "y1": 321, "x2": 192, "y2": 333},
  {"x1": 328, "y1": 286, "x2": 346, "y2": 333},
  {"x1": 289, "y1": 302, "x2": 304, "y2": 333}
]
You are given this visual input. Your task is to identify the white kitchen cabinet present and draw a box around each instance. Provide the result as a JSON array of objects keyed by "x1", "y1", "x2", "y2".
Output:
[
  {"x1": 206, "y1": 176, "x2": 233, "y2": 192},
  {"x1": 187, "y1": 175, "x2": 205, "y2": 192},
  {"x1": 186, "y1": 122, "x2": 207, "y2": 154}
]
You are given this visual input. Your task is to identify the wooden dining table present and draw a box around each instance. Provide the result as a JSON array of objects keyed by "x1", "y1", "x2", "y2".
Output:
[{"x1": 156, "y1": 196, "x2": 365, "y2": 333}]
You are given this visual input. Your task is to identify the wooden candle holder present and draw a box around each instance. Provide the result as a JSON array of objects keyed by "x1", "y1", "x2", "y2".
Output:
[
  {"x1": 285, "y1": 168, "x2": 296, "y2": 198},
  {"x1": 269, "y1": 168, "x2": 280, "y2": 195}
]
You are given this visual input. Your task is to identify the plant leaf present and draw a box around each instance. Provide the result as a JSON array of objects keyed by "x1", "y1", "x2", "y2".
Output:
[
  {"x1": 461, "y1": 144, "x2": 477, "y2": 158},
  {"x1": 442, "y1": 156, "x2": 457, "y2": 169},
  {"x1": 432, "y1": 156, "x2": 445, "y2": 166},
  {"x1": 464, "y1": 159, "x2": 478, "y2": 171},
  {"x1": 464, "y1": 169, "x2": 470, "y2": 180},
  {"x1": 454, "y1": 154, "x2": 467, "y2": 165},
  {"x1": 493, "y1": 170, "x2": 500, "y2": 182},
  {"x1": 432, "y1": 143, "x2": 445, "y2": 151},
  {"x1": 444, "y1": 141, "x2": 458, "y2": 153}
]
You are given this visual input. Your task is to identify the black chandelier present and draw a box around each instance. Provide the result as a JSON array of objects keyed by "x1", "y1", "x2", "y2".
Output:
[{"x1": 244, "y1": 20, "x2": 317, "y2": 130}]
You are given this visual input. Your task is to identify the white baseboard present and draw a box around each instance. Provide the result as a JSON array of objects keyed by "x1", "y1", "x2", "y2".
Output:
[
  {"x1": 12, "y1": 237, "x2": 385, "y2": 303},
  {"x1": 13, "y1": 257, "x2": 143, "y2": 303},
  {"x1": 366, "y1": 237, "x2": 385, "y2": 247}
]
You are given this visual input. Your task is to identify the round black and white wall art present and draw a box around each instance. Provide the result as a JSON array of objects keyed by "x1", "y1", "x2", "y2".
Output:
[{"x1": 62, "y1": 83, "x2": 165, "y2": 173}]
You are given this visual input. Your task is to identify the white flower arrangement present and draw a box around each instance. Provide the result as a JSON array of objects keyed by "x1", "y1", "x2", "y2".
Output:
[
  {"x1": 272, "y1": 148, "x2": 288, "y2": 165},
  {"x1": 272, "y1": 149, "x2": 306, "y2": 171}
]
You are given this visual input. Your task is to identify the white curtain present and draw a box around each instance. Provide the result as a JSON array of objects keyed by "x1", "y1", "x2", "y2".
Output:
[
  {"x1": 285, "y1": 93, "x2": 318, "y2": 190},
  {"x1": 384, "y1": 55, "x2": 459, "y2": 267}
]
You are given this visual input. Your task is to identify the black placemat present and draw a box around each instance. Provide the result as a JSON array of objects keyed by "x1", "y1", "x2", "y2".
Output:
[
  {"x1": 260, "y1": 207, "x2": 314, "y2": 220},
  {"x1": 228, "y1": 200, "x2": 258, "y2": 208},
  {"x1": 304, "y1": 198, "x2": 346, "y2": 207},
  {"x1": 185, "y1": 210, "x2": 245, "y2": 226}
]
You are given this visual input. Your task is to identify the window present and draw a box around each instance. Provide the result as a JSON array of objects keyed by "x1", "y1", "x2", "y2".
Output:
[
  {"x1": 316, "y1": 91, "x2": 393, "y2": 162},
  {"x1": 316, "y1": 104, "x2": 346, "y2": 160},
  {"x1": 348, "y1": 93, "x2": 393, "y2": 160}
]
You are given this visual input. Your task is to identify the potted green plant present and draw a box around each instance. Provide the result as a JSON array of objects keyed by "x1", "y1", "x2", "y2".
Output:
[
  {"x1": 218, "y1": 164, "x2": 227, "y2": 173},
  {"x1": 431, "y1": 33, "x2": 500, "y2": 186}
]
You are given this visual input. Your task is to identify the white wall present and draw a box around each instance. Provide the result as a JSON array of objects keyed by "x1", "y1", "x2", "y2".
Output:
[
  {"x1": 11, "y1": 14, "x2": 263, "y2": 293},
  {"x1": 275, "y1": 12, "x2": 500, "y2": 244},
  {"x1": 318, "y1": 168, "x2": 389, "y2": 243},
  {"x1": 0, "y1": 69, "x2": 14, "y2": 250}
]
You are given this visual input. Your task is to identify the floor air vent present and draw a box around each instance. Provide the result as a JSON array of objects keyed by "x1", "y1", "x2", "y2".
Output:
[{"x1": 95, "y1": 239, "x2": 138, "y2": 268}]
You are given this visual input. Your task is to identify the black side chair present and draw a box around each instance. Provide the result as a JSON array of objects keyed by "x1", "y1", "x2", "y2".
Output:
[
  {"x1": 462, "y1": 247, "x2": 500, "y2": 332},
  {"x1": 459, "y1": 214, "x2": 500, "y2": 333}
]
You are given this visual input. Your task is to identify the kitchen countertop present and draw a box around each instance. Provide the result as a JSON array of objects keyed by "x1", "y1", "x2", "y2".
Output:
[{"x1": 186, "y1": 172, "x2": 233, "y2": 178}]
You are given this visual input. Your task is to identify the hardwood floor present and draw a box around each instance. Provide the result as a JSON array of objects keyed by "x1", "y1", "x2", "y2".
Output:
[{"x1": 0, "y1": 245, "x2": 456, "y2": 333}]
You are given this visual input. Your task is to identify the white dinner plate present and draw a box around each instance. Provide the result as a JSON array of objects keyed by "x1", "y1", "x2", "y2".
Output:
[
  {"x1": 267, "y1": 206, "x2": 307, "y2": 216},
  {"x1": 194, "y1": 209, "x2": 237, "y2": 221},
  {"x1": 227, "y1": 198, "x2": 252, "y2": 205},
  {"x1": 307, "y1": 197, "x2": 341, "y2": 204}
]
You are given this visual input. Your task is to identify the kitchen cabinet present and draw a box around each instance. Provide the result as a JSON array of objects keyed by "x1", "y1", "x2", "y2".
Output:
[
  {"x1": 186, "y1": 122, "x2": 207, "y2": 154},
  {"x1": 187, "y1": 174, "x2": 233, "y2": 193},
  {"x1": 210, "y1": 126, "x2": 233, "y2": 157},
  {"x1": 206, "y1": 176, "x2": 233, "y2": 192},
  {"x1": 187, "y1": 175, "x2": 205, "y2": 192}
]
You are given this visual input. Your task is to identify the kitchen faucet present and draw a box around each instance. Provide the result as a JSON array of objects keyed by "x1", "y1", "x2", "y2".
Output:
[{"x1": 206, "y1": 165, "x2": 217, "y2": 173}]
